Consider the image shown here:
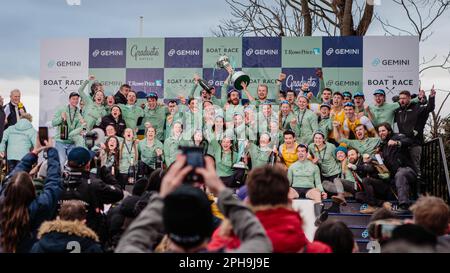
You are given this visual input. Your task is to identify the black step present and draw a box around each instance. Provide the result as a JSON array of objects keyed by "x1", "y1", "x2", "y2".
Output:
[{"x1": 328, "y1": 213, "x2": 373, "y2": 226}]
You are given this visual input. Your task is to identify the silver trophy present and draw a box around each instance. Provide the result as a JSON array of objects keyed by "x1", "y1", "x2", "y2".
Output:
[
  {"x1": 233, "y1": 140, "x2": 248, "y2": 169},
  {"x1": 217, "y1": 55, "x2": 250, "y2": 90}
]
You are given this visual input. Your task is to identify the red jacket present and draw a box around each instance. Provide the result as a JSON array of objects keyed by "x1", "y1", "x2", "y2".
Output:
[{"x1": 208, "y1": 207, "x2": 308, "y2": 253}]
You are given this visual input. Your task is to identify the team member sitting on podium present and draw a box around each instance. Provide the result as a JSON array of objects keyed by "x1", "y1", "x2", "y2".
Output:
[{"x1": 287, "y1": 144, "x2": 327, "y2": 226}]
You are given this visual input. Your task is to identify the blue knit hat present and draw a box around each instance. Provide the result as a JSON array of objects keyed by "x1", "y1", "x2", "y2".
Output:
[{"x1": 335, "y1": 144, "x2": 348, "y2": 155}]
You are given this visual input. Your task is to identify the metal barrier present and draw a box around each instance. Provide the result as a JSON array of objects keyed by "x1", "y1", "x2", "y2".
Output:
[{"x1": 421, "y1": 138, "x2": 450, "y2": 204}]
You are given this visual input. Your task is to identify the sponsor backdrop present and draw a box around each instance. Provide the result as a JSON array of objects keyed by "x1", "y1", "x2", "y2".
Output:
[{"x1": 40, "y1": 36, "x2": 419, "y2": 125}]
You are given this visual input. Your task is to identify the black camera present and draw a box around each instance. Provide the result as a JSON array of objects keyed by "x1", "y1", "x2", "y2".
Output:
[
  {"x1": 84, "y1": 131, "x2": 98, "y2": 150},
  {"x1": 179, "y1": 146, "x2": 205, "y2": 184},
  {"x1": 367, "y1": 219, "x2": 405, "y2": 241}
]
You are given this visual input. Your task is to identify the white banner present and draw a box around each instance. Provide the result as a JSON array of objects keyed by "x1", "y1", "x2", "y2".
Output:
[
  {"x1": 40, "y1": 38, "x2": 89, "y2": 127},
  {"x1": 363, "y1": 36, "x2": 419, "y2": 102}
]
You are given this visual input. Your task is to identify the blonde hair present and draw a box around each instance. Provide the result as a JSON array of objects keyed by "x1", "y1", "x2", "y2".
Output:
[{"x1": 20, "y1": 113, "x2": 32, "y2": 122}]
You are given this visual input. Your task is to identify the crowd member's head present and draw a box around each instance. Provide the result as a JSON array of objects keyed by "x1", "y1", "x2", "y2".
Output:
[
  {"x1": 188, "y1": 97, "x2": 199, "y2": 112},
  {"x1": 410, "y1": 196, "x2": 449, "y2": 236},
  {"x1": 172, "y1": 122, "x2": 183, "y2": 138},
  {"x1": 193, "y1": 129, "x2": 204, "y2": 145},
  {"x1": 257, "y1": 84, "x2": 268, "y2": 100},
  {"x1": 399, "y1": 90, "x2": 412, "y2": 108},
  {"x1": 244, "y1": 106, "x2": 255, "y2": 124},
  {"x1": 313, "y1": 131, "x2": 326, "y2": 147},
  {"x1": 20, "y1": 113, "x2": 33, "y2": 123},
  {"x1": 377, "y1": 122, "x2": 393, "y2": 141},
  {"x1": 314, "y1": 220, "x2": 356, "y2": 253},
  {"x1": 106, "y1": 95, "x2": 115, "y2": 107},
  {"x1": 342, "y1": 91, "x2": 352, "y2": 103},
  {"x1": 221, "y1": 136, "x2": 233, "y2": 152},
  {"x1": 123, "y1": 128, "x2": 134, "y2": 141},
  {"x1": 319, "y1": 103, "x2": 331, "y2": 119},
  {"x1": 286, "y1": 90, "x2": 296, "y2": 104},
  {"x1": 213, "y1": 116, "x2": 225, "y2": 133},
  {"x1": 110, "y1": 105, "x2": 122, "y2": 120},
  {"x1": 283, "y1": 130, "x2": 296, "y2": 146},
  {"x1": 126, "y1": 91, "x2": 137, "y2": 105},
  {"x1": 163, "y1": 185, "x2": 214, "y2": 252},
  {"x1": 228, "y1": 90, "x2": 240, "y2": 106},
  {"x1": 69, "y1": 92, "x2": 80, "y2": 108},
  {"x1": 322, "y1": 88, "x2": 333, "y2": 103},
  {"x1": 269, "y1": 120, "x2": 279, "y2": 134},
  {"x1": 119, "y1": 84, "x2": 131, "y2": 97},
  {"x1": 332, "y1": 92, "x2": 344, "y2": 108},
  {"x1": 90, "y1": 82, "x2": 104, "y2": 96},
  {"x1": 354, "y1": 92, "x2": 365, "y2": 108},
  {"x1": 93, "y1": 90, "x2": 105, "y2": 105},
  {"x1": 0, "y1": 171, "x2": 36, "y2": 252},
  {"x1": 167, "y1": 100, "x2": 178, "y2": 114},
  {"x1": 105, "y1": 125, "x2": 117, "y2": 137},
  {"x1": 10, "y1": 89, "x2": 21, "y2": 105},
  {"x1": 105, "y1": 136, "x2": 119, "y2": 153},
  {"x1": 67, "y1": 147, "x2": 95, "y2": 171},
  {"x1": 146, "y1": 126, "x2": 156, "y2": 141},
  {"x1": 58, "y1": 200, "x2": 88, "y2": 222},
  {"x1": 335, "y1": 145, "x2": 348, "y2": 162},
  {"x1": 347, "y1": 148, "x2": 360, "y2": 164},
  {"x1": 233, "y1": 113, "x2": 244, "y2": 127},
  {"x1": 297, "y1": 144, "x2": 308, "y2": 161},
  {"x1": 146, "y1": 92, "x2": 158, "y2": 110},
  {"x1": 354, "y1": 124, "x2": 368, "y2": 140},
  {"x1": 373, "y1": 89, "x2": 386, "y2": 106},
  {"x1": 297, "y1": 95, "x2": 309, "y2": 110},
  {"x1": 382, "y1": 224, "x2": 437, "y2": 253},
  {"x1": 259, "y1": 133, "x2": 271, "y2": 148},
  {"x1": 247, "y1": 165, "x2": 289, "y2": 207},
  {"x1": 280, "y1": 100, "x2": 291, "y2": 116},
  {"x1": 261, "y1": 103, "x2": 272, "y2": 117},
  {"x1": 343, "y1": 102, "x2": 356, "y2": 120}
]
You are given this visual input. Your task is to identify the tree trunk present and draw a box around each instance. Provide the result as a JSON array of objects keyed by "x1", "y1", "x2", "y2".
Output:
[
  {"x1": 356, "y1": 3, "x2": 374, "y2": 35},
  {"x1": 301, "y1": 0, "x2": 312, "y2": 36},
  {"x1": 341, "y1": 0, "x2": 355, "y2": 35}
]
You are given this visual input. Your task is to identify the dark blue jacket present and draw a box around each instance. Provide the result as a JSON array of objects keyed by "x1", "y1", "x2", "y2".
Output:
[
  {"x1": 0, "y1": 148, "x2": 62, "y2": 252},
  {"x1": 30, "y1": 220, "x2": 102, "y2": 253}
]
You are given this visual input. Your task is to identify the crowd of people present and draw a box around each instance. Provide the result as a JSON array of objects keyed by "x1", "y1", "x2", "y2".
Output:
[{"x1": 0, "y1": 67, "x2": 448, "y2": 253}]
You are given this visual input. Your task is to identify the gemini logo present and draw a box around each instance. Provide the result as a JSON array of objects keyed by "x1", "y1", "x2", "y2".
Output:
[
  {"x1": 326, "y1": 48, "x2": 360, "y2": 56},
  {"x1": 372, "y1": 58, "x2": 381, "y2": 66},
  {"x1": 372, "y1": 57, "x2": 410, "y2": 66},
  {"x1": 168, "y1": 49, "x2": 176, "y2": 56},
  {"x1": 92, "y1": 49, "x2": 123, "y2": 57},
  {"x1": 246, "y1": 48, "x2": 279, "y2": 56},
  {"x1": 48, "y1": 60, "x2": 81, "y2": 68}
]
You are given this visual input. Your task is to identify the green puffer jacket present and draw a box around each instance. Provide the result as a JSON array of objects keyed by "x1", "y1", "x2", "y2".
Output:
[{"x1": 0, "y1": 119, "x2": 37, "y2": 160}]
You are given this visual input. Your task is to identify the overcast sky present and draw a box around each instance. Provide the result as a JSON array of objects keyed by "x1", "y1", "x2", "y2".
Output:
[{"x1": 1, "y1": 0, "x2": 449, "y2": 127}]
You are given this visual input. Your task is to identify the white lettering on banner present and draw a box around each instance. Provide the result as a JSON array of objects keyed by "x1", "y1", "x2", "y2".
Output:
[
  {"x1": 92, "y1": 50, "x2": 123, "y2": 57},
  {"x1": 101, "y1": 81, "x2": 123, "y2": 87},
  {"x1": 286, "y1": 75, "x2": 318, "y2": 90},
  {"x1": 128, "y1": 80, "x2": 162, "y2": 87},
  {"x1": 326, "y1": 48, "x2": 360, "y2": 56},
  {"x1": 208, "y1": 80, "x2": 225, "y2": 86},
  {"x1": 167, "y1": 49, "x2": 200, "y2": 56},
  {"x1": 245, "y1": 48, "x2": 279, "y2": 56}
]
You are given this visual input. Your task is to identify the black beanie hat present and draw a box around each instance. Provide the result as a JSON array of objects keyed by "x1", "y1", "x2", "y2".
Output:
[{"x1": 163, "y1": 185, "x2": 214, "y2": 248}]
